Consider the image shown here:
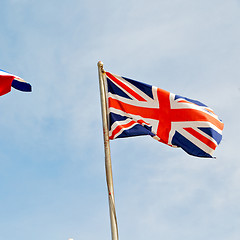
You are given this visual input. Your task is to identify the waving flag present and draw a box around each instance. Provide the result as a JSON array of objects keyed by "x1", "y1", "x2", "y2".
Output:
[
  {"x1": 106, "y1": 72, "x2": 224, "y2": 158},
  {"x1": 0, "y1": 69, "x2": 31, "y2": 96}
]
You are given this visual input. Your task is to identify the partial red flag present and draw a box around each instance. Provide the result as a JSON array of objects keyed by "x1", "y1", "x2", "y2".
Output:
[{"x1": 0, "y1": 69, "x2": 32, "y2": 96}]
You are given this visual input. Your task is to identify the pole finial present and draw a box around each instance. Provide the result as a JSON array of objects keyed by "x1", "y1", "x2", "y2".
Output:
[
  {"x1": 97, "y1": 61, "x2": 105, "y2": 73},
  {"x1": 98, "y1": 61, "x2": 103, "y2": 67}
]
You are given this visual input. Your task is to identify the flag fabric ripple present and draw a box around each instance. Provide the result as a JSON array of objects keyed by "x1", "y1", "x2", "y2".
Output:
[
  {"x1": 105, "y1": 72, "x2": 224, "y2": 158},
  {"x1": 0, "y1": 69, "x2": 32, "y2": 96}
]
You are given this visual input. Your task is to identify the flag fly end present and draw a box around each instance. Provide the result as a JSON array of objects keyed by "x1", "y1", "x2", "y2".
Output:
[{"x1": 0, "y1": 69, "x2": 32, "y2": 96}]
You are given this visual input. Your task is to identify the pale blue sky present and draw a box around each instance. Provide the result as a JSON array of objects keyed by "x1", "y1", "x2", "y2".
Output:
[{"x1": 0, "y1": 0, "x2": 239, "y2": 239}]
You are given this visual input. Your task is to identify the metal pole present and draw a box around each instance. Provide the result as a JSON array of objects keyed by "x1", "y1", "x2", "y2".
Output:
[{"x1": 98, "y1": 61, "x2": 119, "y2": 240}]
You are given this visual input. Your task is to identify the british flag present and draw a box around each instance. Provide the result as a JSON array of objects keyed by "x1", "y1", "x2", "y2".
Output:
[
  {"x1": 105, "y1": 72, "x2": 224, "y2": 158},
  {"x1": 0, "y1": 69, "x2": 31, "y2": 96}
]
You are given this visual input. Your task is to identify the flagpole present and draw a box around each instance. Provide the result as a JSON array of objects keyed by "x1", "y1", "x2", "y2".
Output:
[{"x1": 98, "y1": 61, "x2": 119, "y2": 240}]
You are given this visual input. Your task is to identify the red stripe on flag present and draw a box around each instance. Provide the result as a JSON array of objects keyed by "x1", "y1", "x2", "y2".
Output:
[
  {"x1": 184, "y1": 127, "x2": 217, "y2": 150},
  {"x1": 110, "y1": 120, "x2": 136, "y2": 139},
  {"x1": 106, "y1": 72, "x2": 146, "y2": 102},
  {"x1": 108, "y1": 97, "x2": 160, "y2": 120},
  {"x1": 171, "y1": 109, "x2": 224, "y2": 131}
]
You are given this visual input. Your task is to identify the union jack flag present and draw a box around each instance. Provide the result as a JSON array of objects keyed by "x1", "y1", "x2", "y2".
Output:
[
  {"x1": 0, "y1": 69, "x2": 31, "y2": 96},
  {"x1": 105, "y1": 72, "x2": 224, "y2": 158}
]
